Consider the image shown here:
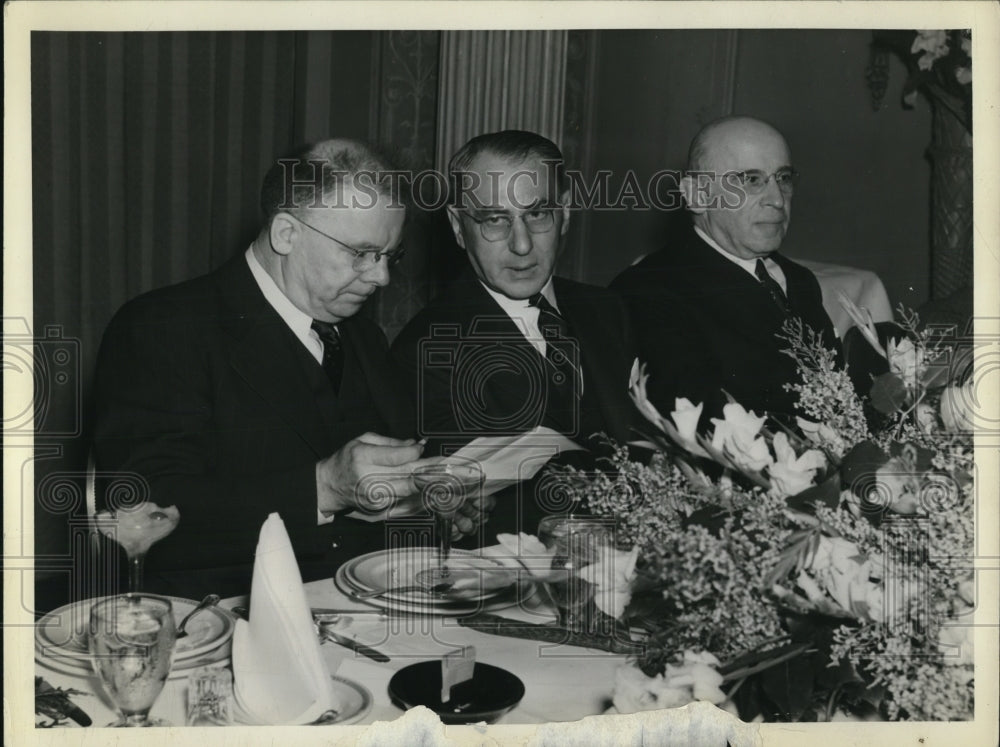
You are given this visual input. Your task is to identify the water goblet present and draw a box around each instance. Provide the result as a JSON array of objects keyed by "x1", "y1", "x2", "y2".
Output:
[
  {"x1": 537, "y1": 515, "x2": 613, "y2": 632},
  {"x1": 412, "y1": 459, "x2": 485, "y2": 589},
  {"x1": 95, "y1": 502, "x2": 180, "y2": 595},
  {"x1": 88, "y1": 594, "x2": 177, "y2": 727}
]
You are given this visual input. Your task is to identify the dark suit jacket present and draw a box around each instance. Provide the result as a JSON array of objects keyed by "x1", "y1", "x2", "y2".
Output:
[
  {"x1": 92, "y1": 253, "x2": 414, "y2": 597},
  {"x1": 390, "y1": 268, "x2": 639, "y2": 538},
  {"x1": 391, "y1": 267, "x2": 638, "y2": 450},
  {"x1": 610, "y1": 223, "x2": 840, "y2": 421}
]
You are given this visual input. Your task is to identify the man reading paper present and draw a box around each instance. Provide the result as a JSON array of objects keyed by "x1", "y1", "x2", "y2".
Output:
[{"x1": 93, "y1": 139, "x2": 481, "y2": 597}]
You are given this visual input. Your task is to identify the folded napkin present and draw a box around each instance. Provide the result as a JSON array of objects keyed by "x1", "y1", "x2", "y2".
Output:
[{"x1": 232, "y1": 513, "x2": 338, "y2": 724}]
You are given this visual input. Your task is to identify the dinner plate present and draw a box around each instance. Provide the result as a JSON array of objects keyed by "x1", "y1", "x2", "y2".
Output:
[
  {"x1": 35, "y1": 596, "x2": 235, "y2": 664},
  {"x1": 35, "y1": 637, "x2": 232, "y2": 680},
  {"x1": 388, "y1": 661, "x2": 525, "y2": 724},
  {"x1": 234, "y1": 675, "x2": 373, "y2": 726},
  {"x1": 338, "y1": 548, "x2": 519, "y2": 604}
]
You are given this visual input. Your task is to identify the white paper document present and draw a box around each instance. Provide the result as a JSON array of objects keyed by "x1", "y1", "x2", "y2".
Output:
[{"x1": 447, "y1": 426, "x2": 585, "y2": 497}]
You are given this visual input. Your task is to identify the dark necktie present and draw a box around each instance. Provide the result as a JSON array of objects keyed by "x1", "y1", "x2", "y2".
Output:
[
  {"x1": 529, "y1": 293, "x2": 582, "y2": 395},
  {"x1": 755, "y1": 258, "x2": 788, "y2": 314},
  {"x1": 311, "y1": 320, "x2": 344, "y2": 393}
]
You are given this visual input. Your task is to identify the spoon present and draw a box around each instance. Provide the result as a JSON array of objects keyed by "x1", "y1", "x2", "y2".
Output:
[
  {"x1": 176, "y1": 594, "x2": 220, "y2": 638},
  {"x1": 353, "y1": 581, "x2": 456, "y2": 599}
]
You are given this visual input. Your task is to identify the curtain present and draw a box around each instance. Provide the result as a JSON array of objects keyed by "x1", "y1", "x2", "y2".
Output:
[{"x1": 29, "y1": 31, "x2": 370, "y2": 607}]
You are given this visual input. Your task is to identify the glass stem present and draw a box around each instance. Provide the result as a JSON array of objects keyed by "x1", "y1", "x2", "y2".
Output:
[
  {"x1": 128, "y1": 553, "x2": 146, "y2": 596},
  {"x1": 437, "y1": 514, "x2": 452, "y2": 577}
]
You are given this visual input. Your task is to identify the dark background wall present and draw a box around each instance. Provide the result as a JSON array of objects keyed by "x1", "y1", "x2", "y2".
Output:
[{"x1": 584, "y1": 29, "x2": 932, "y2": 308}]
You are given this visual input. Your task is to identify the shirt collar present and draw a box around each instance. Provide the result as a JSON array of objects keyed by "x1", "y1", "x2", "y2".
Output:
[
  {"x1": 245, "y1": 247, "x2": 317, "y2": 340},
  {"x1": 693, "y1": 225, "x2": 769, "y2": 276},
  {"x1": 479, "y1": 277, "x2": 558, "y2": 318}
]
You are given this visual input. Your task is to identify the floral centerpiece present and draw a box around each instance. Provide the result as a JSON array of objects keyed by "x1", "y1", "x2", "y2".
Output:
[
  {"x1": 869, "y1": 29, "x2": 972, "y2": 131},
  {"x1": 558, "y1": 309, "x2": 976, "y2": 721}
]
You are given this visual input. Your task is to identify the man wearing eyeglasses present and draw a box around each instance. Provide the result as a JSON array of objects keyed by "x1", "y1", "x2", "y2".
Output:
[
  {"x1": 391, "y1": 130, "x2": 638, "y2": 537},
  {"x1": 611, "y1": 116, "x2": 839, "y2": 421},
  {"x1": 92, "y1": 139, "x2": 463, "y2": 597}
]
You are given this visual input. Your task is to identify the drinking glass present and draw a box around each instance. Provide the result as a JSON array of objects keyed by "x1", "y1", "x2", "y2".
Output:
[
  {"x1": 95, "y1": 502, "x2": 180, "y2": 595},
  {"x1": 412, "y1": 459, "x2": 485, "y2": 589},
  {"x1": 537, "y1": 516, "x2": 613, "y2": 632},
  {"x1": 88, "y1": 594, "x2": 177, "y2": 727}
]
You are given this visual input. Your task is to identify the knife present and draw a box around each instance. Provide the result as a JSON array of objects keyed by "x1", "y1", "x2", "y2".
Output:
[{"x1": 316, "y1": 625, "x2": 390, "y2": 663}]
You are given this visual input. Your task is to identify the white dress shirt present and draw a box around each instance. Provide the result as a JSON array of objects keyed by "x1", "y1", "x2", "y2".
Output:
[
  {"x1": 245, "y1": 247, "x2": 336, "y2": 524},
  {"x1": 480, "y1": 278, "x2": 558, "y2": 357},
  {"x1": 694, "y1": 225, "x2": 787, "y2": 294},
  {"x1": 479, "y1": 278, "x2": 583, "y2": 395},
  {"x1": 245, "y1": 247, "x2": 328, "y2": 364}
]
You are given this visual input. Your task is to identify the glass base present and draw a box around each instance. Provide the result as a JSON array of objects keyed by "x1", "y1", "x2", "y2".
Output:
[
  {"x1": 107, "y1": 717, "x2": 170, "y2": 727},
  {"x1": 414, "y1": 567, "x2": 455, "y2": 593}
]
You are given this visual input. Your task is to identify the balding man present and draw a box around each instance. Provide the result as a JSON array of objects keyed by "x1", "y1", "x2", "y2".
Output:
[
  {"x1": 93, "y1": 139, "x2": 471, "y2": 597},
  {"x1": 611, "y1": 116, "x2": 839, "y2": 421}
]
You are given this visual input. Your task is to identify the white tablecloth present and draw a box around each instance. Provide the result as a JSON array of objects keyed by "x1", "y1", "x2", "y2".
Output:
[
  {"x1": 795, "y1": 259, "x2": 894, "y2": 338},
  {"x1": 34, "y1": 579, "x2": 629, "y2": 728}
]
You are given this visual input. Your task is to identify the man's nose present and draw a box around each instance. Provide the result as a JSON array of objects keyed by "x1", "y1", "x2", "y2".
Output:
[
  {"x1": 363, "y1": 256, "x2": 391, "y2": 287},
  {"x1": 761, "y1": 175, "x2": 786, "y2": 208},
  {"x1": 508, "y1": 216, "x2": 534, "y2": 256}
]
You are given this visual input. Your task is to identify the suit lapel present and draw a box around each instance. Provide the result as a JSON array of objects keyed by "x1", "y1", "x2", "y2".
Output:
[
  {"x1": 681, "y1": 229, "x2": 790, "y2": 336},
  {"x1": 338, "y1": 316, "x2": 412, "y2": 438},
  {"x1": 213, "y1": 256, "x2": 331, "y2": 457},
  {"x1": 555, "y1": 279, "x2": 631, "y2": 441}
]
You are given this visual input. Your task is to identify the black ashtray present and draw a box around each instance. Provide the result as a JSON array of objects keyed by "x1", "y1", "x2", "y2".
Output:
[{"x1": 388, "y1": 661, "x2": 525, "y2": 724}]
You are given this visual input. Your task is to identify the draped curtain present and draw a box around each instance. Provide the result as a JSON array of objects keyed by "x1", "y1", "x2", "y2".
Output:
[{"x1": 30, "y1": 31, "x2": 372, "y2": 603}]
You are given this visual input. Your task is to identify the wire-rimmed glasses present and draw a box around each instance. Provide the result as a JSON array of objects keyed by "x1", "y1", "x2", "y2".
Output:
[
  {"x1": 295, "y1": 217, "x2": 407, "y2": 270},
  {"x1": 724, "y1": 168, "x2": 799, "y2": 196},
  {"x1": 460, "y1": 207, "x2": 561, "y2": 242}
]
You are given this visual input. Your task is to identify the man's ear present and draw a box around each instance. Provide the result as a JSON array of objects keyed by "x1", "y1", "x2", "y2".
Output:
[
  {"x1": 269, "y1": 212, "x2": 297, "y2": 256},
  {"x1": 446, "y1": 206, "x2": 466, "y2": 250},
  {"x1": 680, "y1": 173, "x2": 711, "y2": 215},
  {"x1": 558, "y1": 188, "x2": 572, "y2": 237}
]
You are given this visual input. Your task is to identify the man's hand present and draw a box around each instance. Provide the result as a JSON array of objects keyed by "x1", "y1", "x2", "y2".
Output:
[
  {"x1": 316, "y1": 433, "x2": 425, "y2": 515},
  {"x1": 449, "y1": 489, "x2": 496, "y2": 541},
  {"x1": 401, "y1": 456, "x2": 497, "y2": 541}
]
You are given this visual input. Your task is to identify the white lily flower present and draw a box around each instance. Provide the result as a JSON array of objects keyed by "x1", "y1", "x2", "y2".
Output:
[{"x1": 711, "y1": 403, "x2": 772, "y2": 472}]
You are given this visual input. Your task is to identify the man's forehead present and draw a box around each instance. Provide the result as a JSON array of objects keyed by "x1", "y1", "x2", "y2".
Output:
[
  {"x1": 704, "y1": 125, "x2": 791, "y2": 170},
  {"x1": 306, "y1": 191, "x2": 404, "y2": 247},
  {"x1": 455, "y1": 152, "x2": 558, "y2": 208}
]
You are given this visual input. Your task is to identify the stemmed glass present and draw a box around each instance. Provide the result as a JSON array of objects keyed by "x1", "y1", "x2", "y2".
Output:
[
  {"x1": 412, "y1": 459, "x2": 485, "y2": 590},
  {"x1": 88, "y1": 594, "x2": 177, "y2": 726},
  {"x1": 537, "y1": 516, "x2": 612, "y2": 632},
  {"x1": 95, "y1": 502, "x2": 180, "y2": 595}
]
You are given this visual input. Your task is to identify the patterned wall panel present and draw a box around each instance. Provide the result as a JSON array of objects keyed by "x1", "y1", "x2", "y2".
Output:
[{"x1": 366, "y1": 31, "x2": 442, "y2": 341}]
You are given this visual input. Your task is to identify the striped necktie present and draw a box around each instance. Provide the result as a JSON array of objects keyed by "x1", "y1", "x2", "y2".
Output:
[
  {"x1": 311, "y1": 320, "x2": 344, "y2": 392},
  {"x1": 529, "y1": 293, "x2": 582, "y2": 393},
  {"x1": 755, "y1": 258, "x2": 788, "y2": 314}
]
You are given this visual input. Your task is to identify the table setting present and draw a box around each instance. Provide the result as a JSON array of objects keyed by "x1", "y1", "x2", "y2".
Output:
[{"x1": 33, "y1": 493, "x2": 649, "y2": 730}]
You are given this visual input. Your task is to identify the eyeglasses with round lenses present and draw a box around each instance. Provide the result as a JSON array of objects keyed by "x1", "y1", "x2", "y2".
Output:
[
  {"x1": 462, "y1": 208, "x2": 559, "y2": 242},
  {"x1": 295, "y1": 217, "x2": 406, "y2": 270},
  {"x1": 726, "y1": 168, "x2": 800, "y2": 196}
]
